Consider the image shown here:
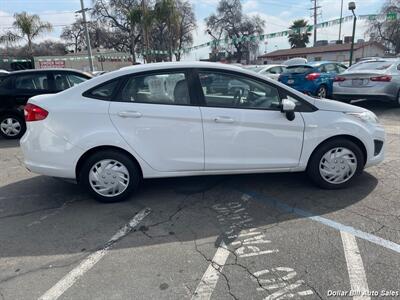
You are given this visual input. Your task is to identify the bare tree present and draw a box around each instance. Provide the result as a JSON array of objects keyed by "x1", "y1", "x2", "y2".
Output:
[
  {"x1": 205, "y1": 0, "x2": 265, "y2": 63},
  {"x1": 368, "y1": 0, "x2": 400, "y2": 54},
  {"x1": 174, "y1": 0, "x2": 196, "y2": 61},
  {"x1": 92, "y1": 0, "x2": 143, "y2": 62},
  {"x1": 61, "y1": 19, "x2": 85, "y2": 53}
]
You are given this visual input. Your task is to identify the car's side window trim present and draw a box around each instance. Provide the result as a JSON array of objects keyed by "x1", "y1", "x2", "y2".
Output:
[
  {"x1": 193, "y1": 68, "x2": 317, "y2": 112},
  {"x1": 112, "y1": 68, "x2": 196, "y2": 106},
  {"x1": 82, "y1": 78, "x2": 122, "y2": 101}
]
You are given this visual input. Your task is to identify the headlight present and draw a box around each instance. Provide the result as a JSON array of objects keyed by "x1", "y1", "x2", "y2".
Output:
[{"x1": 346, "y1": 111, "x2": 379, "y2": 124}]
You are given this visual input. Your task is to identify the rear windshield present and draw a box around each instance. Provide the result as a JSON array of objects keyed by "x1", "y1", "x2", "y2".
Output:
[
  {"x1": 349, "y1": 61, "x2": 393, "y2": 71},
  {"x1": 284, "y1": 66, "x2": 313, "y2": 74}
]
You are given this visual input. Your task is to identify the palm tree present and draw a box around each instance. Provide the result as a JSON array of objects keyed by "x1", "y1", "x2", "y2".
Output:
[
  {"x1": 13, "y1": 12, "x2": 52, "y2": 56},
  {"x1": 288, "y1": 19, "x2": 311, "y2": 48}
]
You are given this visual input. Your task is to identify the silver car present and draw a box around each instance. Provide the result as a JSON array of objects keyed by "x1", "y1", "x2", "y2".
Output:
[
  {"x1": 332, "y1": 58, "x2": 400, "y2": 106},
  {"x1": 244, "y1": 64, "x2": 286, "y2": 81}
]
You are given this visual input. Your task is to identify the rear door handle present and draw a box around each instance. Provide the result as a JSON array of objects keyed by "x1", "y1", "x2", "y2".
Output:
[
  {"x1": 118, "y1": 111, "x2": 142, "y2": 118},
  {"x1": 214, "y1": 116, "x2": 234, "y2": 123}
]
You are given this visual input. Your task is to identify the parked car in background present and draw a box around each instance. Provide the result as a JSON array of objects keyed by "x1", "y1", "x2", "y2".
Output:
[
  {"x1": 0, "y1": 69, "x2": 91, "y2": 139},
  {"x1": 0, "y1": 70, "x2": 9, "y2": 83},
  {"x1": 91, "y1": 70, "x2": 107, "y2": 77},
  {"x1": 279, "y1": 61, "x2": 347, "y2": 98},
  {"x1": 333, "y1": 58, "x2": 400, "y2": 106},
  {"x1": 20, "y1": 62, "x2": 384, "y2": 203},
  {"x1": 245, "y1": 65, "x2": 286, "y2": 81}
]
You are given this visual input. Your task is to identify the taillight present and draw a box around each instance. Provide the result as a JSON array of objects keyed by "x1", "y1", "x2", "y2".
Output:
[
  {"x1": 305, "y1": 73, "x2": 321, "y2": 80},
  {"x1": 370, "y1": 75, "x2": 391, "y2": 82},
  {"x1": 24, "y1": 103, "x2": 48, "y2": 122},
  {"x1": 334, "y1": 76, "x2": 346, "y2": 82}
]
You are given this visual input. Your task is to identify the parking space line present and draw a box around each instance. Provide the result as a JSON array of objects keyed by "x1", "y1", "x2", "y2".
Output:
[
  {"x1": 341, "y1": 231, "x2": 370, "y2": 300},
  {"x1": 239, "y1": 189, "x2": 400, "y2": 254},
  {"x1": 38, "y1": 207, "x2": 151, "y2": 300},
  {"x1": 191, "y1": 241, "x2": 230, "y2": 300}
]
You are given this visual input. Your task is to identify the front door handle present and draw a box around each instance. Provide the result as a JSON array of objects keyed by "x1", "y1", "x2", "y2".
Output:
[
  {"x1": 214, "y1": 116, "x2": 234, "y2": 123},
  {"x1": 118, "y1": 111, "x2": 142, "y2": 118}
]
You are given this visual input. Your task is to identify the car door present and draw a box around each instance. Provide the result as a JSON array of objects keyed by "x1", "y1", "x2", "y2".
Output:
[
  {"x1": 14, "y1": 72, "x2": 52, "y2": 105},
  {"x1": 108, "y1": 70, "x2": 204, "y2": 172},
  {"x1": 196, "y1": 69, "x2": 305, "y2": 170}
]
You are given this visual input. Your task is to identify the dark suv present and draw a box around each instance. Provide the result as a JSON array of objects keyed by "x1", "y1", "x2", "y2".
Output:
[{"x1": 0, "y1": 69, "x2": 92, "y2": 139}]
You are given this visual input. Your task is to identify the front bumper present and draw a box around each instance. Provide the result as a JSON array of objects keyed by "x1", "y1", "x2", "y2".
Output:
[{"x1": 364, "y1": 124, "x2": 385, "y2": 168}]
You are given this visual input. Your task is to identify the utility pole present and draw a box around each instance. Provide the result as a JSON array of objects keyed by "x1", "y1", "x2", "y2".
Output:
[
  {"x1": 310, "y1": 0, "x2": 321, "y2": 46},
  {"x1": 338, "y1": 0, "x2": 344, "y2": 41},
  {"x1": 349, "y1": 2, "x2": 357, "y2": 66},
  {"x1": 76, "y1": 0, "x2": 94, "y2": 72}
]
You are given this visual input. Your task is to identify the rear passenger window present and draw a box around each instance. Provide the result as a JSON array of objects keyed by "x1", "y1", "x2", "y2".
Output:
[
  {"x1": 119, "y1": 72, "x2": 189, "y2": 105},
  {"x1": 85, "y1": 80, "x2": 119, "y2": 100},
  {"x1": 15, "y1": 74, "x2": 48, "y2": 90}
]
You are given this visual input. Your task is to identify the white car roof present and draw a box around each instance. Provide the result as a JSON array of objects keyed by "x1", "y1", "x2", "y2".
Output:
[{"x1": 58, "y1": 61, "x2": 306, "y2": 100}]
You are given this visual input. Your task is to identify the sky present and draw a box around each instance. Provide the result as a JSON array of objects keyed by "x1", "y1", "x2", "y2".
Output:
[{"x1": 0, "y1": 0, "x2": 384, "y2": 60}]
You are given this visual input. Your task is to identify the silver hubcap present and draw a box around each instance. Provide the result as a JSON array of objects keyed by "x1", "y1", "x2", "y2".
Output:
[
  {"x1": 318, "y1": 87, "x2": 326, "y2": 98},
  {"x1": 89, "y1": 159, "x2": 130, "y2": 197},
  {"x1": 319, "y1": 147, "x2": 357, "y2": 184},
  {"x1": 1, "y1": 117, "x2": 21, "y2": 137}
]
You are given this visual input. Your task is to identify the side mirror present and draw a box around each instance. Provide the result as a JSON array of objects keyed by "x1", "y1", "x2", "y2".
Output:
[{"x1": 281, "y1": 99, "x2": 296, "y2": 121}]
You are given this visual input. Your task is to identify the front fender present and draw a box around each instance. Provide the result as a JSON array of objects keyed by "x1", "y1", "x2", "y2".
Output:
[{"x1": 298, "y1": 110, "x2": 383, "y2": 169}]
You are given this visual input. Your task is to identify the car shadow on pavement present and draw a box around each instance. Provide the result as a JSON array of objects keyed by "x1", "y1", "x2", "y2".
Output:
[
  {"x1": 0, "y1": 170, "x2": 378, "y2": 260},
  {"x1": 0, "y1": 138, "x2": 19, "y2": 149}
]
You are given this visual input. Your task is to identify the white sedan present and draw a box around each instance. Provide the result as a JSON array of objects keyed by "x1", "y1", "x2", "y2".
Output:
[
  {"x1": 245, "y1": 64, "x2": 286, "y2": 80},
  {"x1": 20, "y1": 62, "x2": 385, "y2": 202}
]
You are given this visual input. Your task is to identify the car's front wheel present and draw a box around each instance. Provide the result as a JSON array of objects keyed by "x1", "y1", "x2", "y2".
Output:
[
  {"x1": 307, "y1": 138, "x2": 364, "y2": 189},
  {"x1": 0, "y1": 114, "x2": 26, "y2": 139},
  {"x1": 79, "y1": 150, "x2": 141, "y2": 203}
]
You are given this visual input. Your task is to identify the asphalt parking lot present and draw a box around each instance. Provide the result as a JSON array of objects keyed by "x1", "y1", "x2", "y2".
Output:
[{"x1": 0, "y1": 100, "x2": 399, "y2": 300}]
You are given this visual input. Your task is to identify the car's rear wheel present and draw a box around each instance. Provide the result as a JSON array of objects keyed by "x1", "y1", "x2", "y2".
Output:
[
  {"x1": 79, "y1": 150, "x2": 141, "y2": 203},
  {"x1": 0, "y1": 114, "x2": 26, "y2": 139},
  {"x1": 307, "y1": 138, "x2": 364, "y2": 189},
  {"x1": 316, "y1": 85, "x2": 328, "y2": 98},
  {"x1": 394, "y1": 90, "x2": 400, "y2": 107}
]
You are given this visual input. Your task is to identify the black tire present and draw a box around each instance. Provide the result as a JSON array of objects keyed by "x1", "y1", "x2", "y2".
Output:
[
  {"x1": 0, "y1": 114, "x2": 26, "y2": 139},
  {"x1": 79, "y1": 150, "x2": 141, "y2": 203},
  {"x1": 316, "y1": 85, "x2": 328, "y2": 99},
  {"x1": 393, "y1": 90, "x2": 400, "y2": 108},
  {"x1": 307, "y1": 138, "x2": 364, "y2": 189}
]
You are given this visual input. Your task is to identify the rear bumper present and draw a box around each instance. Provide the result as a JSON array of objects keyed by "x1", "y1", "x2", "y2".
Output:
[
  {"x1": 332, "y1": 83, "x2": 397, "y2": 102},
  {"x1": 332, "y1": 93, "x2": 395, "y2": 102},
  {"x1": 20, "y1": 122, "x2": 82, "y2": 179}
]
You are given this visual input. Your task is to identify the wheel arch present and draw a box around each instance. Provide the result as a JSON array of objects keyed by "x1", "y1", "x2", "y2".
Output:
[
  {"x1": 307, "y1": 134, "x2": 367, "y2": 168},
  {"x1": 75, "y1": 145, "x2": 143, "y2": 182}
]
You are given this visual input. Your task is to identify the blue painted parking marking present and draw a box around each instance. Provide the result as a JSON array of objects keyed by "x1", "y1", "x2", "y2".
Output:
[{"x1": 237, "y1": 188, "x2": 400, "y2": 254}]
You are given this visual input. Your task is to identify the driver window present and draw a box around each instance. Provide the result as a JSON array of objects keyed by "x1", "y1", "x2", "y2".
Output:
[{"x1": 198, "y1": 71, "x2": 281, "y2": 109}]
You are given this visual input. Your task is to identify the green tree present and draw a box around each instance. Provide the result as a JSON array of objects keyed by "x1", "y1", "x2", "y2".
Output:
[
  {"x1": 205, "y1": 0, "x2": 264, "y2": 63},
  {"x1": 12, "y1": 12, "x2": 53, "y2": 56},
  {"x1": 288, "y1": 19, "x2": 311, "y2": 48}
]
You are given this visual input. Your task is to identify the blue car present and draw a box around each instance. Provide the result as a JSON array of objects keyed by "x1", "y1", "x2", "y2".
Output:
[{"x1": 278, "y1": 61, "x2": 347, "y2": 98}]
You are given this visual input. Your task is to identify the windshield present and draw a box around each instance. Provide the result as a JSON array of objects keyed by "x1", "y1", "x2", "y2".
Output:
[
  {"x1": 284, "y1": 65, "x2": 313, "y2": 74},
  {"x1": 348, "y1": 61, "x2": 393, "y2": 71}
]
